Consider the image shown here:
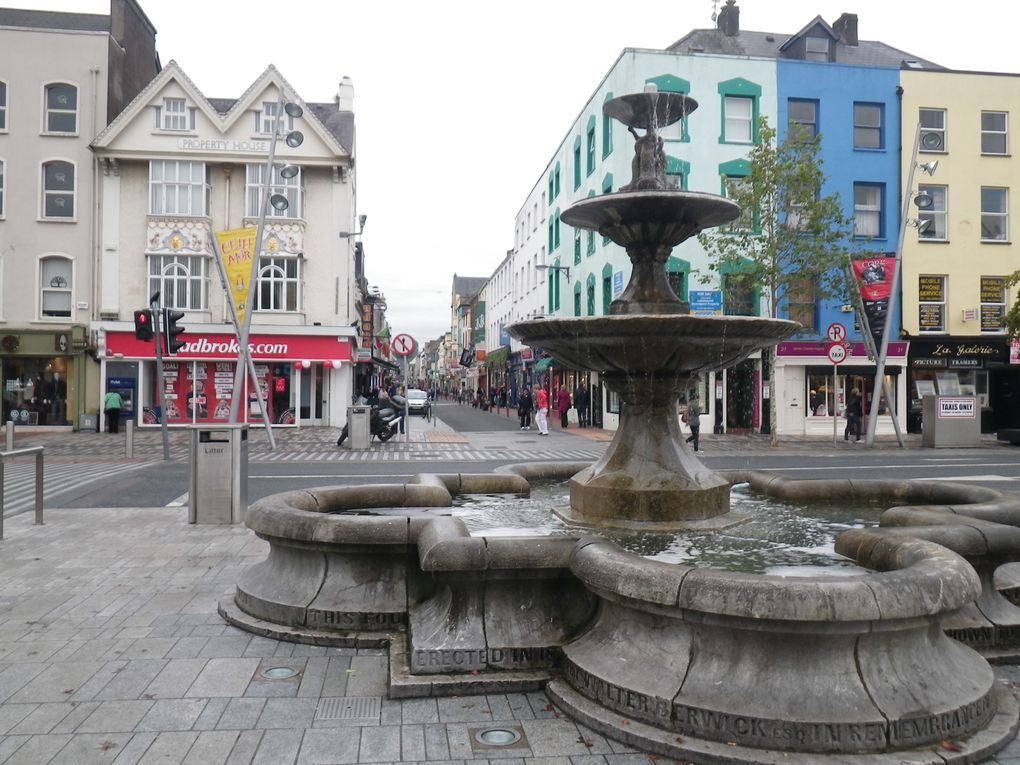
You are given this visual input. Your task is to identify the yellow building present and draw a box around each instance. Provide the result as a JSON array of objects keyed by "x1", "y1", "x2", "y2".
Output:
[{"x1": 900, "y1": 69, "x2": 1020, "y2": 432}]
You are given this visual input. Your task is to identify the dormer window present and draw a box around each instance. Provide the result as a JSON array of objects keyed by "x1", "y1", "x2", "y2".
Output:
[
  {"x1": 155, "y1": 97, "x2": 195, "y2": 132},
  {"x1": 805, "y1": 37, "x2": 830, "y2": 62},
  {"x1": 256, "y1": 101, "x2": 294, "y2": 136}
]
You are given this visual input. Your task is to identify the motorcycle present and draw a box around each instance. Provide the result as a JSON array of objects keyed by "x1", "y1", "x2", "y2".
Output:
[{"x1": 336, "y1": 395, "x2": 405, "y2": 446}]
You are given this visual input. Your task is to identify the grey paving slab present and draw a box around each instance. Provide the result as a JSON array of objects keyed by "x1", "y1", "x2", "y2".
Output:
[
  {"x1": 251, "y1": 727, "x2": 303, "y2": 764},
  {"x1": 255, "y1": 697, "x2": 318, "y2": 729},
  {"x1": 7, "y1": 662, "x2": 105, "y2": 704},
  {"x1": 423, "y1": 722, "x2": 451, "y2": 761},
  {"x1": 400, "y1": 723, "x2": 426, "y2": 761},
  {"x1": 7, "y1": 701, "x2": 75, "y2": 735},
  {"x1": 215, "y1": 697, "x2": 266, "y2": 730},
  {"x1": 186, "y1": 659, "x2": 260, "y2": 698},
  {"x1": 296, "y1": 727, "x2": 362, "y2": 764},
  {"x1": 49, "y1": 700, "x2": 101, "y2": 734},
  {"x1": 192, "y1": 697, "x2": 229, "y2": 732},
  {"x1": 76, "y1": 699, "x2": 154, "y2": 733},
  {"x1": 223, "y1": 729, "x2": 263, "y2": 765},
  {"x1": 136, "y1": 731, "x2": 199, "y2": 764},
  {"x1": 344, "y1": 656, "x2": 388, "y2": 697},
  {"x1": 95, "y1": 660, "x2": 168, "y2": 701},
  {"x1": 400, "y1": 698, "x2": 439, "y2": 724},
  {"x1": 437, "y1": 697, "x2": 495, "y2": 723},
  {"x1": 48, "y1": 731, "x2": 134, "y2": 764},
  {"x1": 135, "y1": 698, "x2": 208, "y2": 732},
  {"x1": 109, "y1": 730, "x2": 159, "y2": 764},
  {"x1": 2, "y1": 732, "x2": 72, "y2": 764},
  {"x1": 0, "y1": 702, "x2": 35, "y2": 735},
  {"x1": 0, "y1": 735, "x2": 28, "y2": 762},
  {"x1": 142, "y1": 659, "x2": 207, "y2": 699},
  {"x1": 358, "y1": 725, "x2": 402, "y2": 762},
  {"x1": 181, "y1": 729, "x2": 240, "y2": 765}
]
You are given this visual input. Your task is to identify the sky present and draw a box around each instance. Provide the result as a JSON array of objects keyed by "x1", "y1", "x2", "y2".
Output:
[{"x1": 12, "y1": 0, "x2": 1020, "y2": 344}]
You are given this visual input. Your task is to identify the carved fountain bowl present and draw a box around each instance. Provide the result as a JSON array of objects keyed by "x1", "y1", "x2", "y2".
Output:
[
  {"x1": 508, "y1": 314, "x2": 799, "y2": 378},
  {"x1": 561, "y1": 191, "x2": 740, "y2": 248}
]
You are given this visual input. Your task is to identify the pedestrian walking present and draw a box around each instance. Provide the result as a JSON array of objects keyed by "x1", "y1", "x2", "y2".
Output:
[
  {"x1": 684, "y1": 393, "x2": 701, "y2": 452},
  {"x1": 518, "y1": 386, "x2": 534, "y2": 430},
  {"x1": 845, "y1": 387, "x2": 863, "y2": 442},
  {"x1": 557, "y1": 386, "x2": 571, "y2": 428},
  {"x1": 574, "y1": 382, "x2": 590, "y2": 428},
  {"x1": 104, "y1": 389, "x2": 123, "y2": 434},
  {"x1": 535, "y1": 386, "x2": 550, "y2": 435}
]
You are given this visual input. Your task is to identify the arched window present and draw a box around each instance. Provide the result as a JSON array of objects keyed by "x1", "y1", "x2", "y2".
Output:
[
  {"x1": 39, "y1": 255, "x2": 72, "y2": 318},
  {"x1": 41, "y1": 160, "x2": 74, "y2": 219},
  {"x1": 586, "y1": 274, "x2": 596, "y2": 316},
  {"x1": 44, "y1": 82, "x2": 78, "y2": 133},
  {"x1": 149, "y1": 255, "x2": 209, "y2": 310},
  {"x1": 256, "y1": 256, "x2": 301, "y2": 312},
  {"x1": 573, "y1": 281, "x2": 582, "y2": 317}
]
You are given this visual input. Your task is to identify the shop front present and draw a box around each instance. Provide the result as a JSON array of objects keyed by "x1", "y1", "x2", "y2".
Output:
[
  {"x1": 1, "y1": 328, "x2": 90, "y2": 429},
  {"x1": 907, "y1": 338, "x2": 1013, "y2": 434},
  {"x1": 775, "y1": 341, "x2": 909, "y2": 436},
  {"x1": 101, "y1": 329, "x2": 354, "y2": 428}
]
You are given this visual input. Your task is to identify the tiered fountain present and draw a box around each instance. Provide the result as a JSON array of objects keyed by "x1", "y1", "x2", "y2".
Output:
[{"x1": 224, "y1": 84, "x2": 1020, "y2": 763}]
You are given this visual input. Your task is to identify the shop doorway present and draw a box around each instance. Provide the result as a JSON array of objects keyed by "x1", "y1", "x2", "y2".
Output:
[
  {"x1": 300, "y1": 363, "x2": 324, "y2": 425},
  {"x1": 725, "y1": 360, "x2": 756, "y2": 433}
]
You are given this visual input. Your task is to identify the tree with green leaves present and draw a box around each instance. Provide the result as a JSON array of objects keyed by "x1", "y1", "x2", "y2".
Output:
[
  {"x1": 1005, "y1": 272, "x2": 1020, "y2": 337},
  {"x1": 696, "y1": 116, "x2": 854, "y2": 445}
]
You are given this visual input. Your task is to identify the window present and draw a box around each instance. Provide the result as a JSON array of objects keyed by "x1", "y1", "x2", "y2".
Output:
[
  {"x1": 548, "y1": 260, "x2": 562, "y2": 312},
  {"x1": 160, "y1": 97, "x2": 189, "y2": 131},
  {"x1": 0, "y1": 81, "x2": 7, "y2": 131},
  {"x1": 573, "y1": 137, "x2": 582, "y2": 189},
  {"x1": 981, "y1": 111, "x2": 1008, "y2": 155},
  {"x1": 981, "y1": 187, "x2": 1008, "y2": 241},
  {"x1": 586, "y1": 119, "x2": 596, "y2": 176},
  {"x1": 256, "y1": 256, "x2": 301, "y2": 312},
  {"x1": 723, "y1": 96, "x2": 753, "y2": 143},
  {"x1": 39, "y1": 256, "x2": 72, "y2": 318},
  {"x1": 919, "y1": 108, "x2": 946, "y2": 152},
  {"x1": 853, "y1": 183, "x2": 883, "y2": 238},
  {"x1": 0, "y1": 159, "x2": 5, "y2": 218},
  {"x1": 724, "y1": 175, "x2": 753, "y2": 232},
  {"x1": 804, "y1": 36, "x2": 830, "y2": 62},
  {"x1": 586, "y1": 229, "x2": 595, "y2": 256},
  {"x1": 41, "y1": 161, "x2": 74, "y2": 219},
  {"x1": 723, "y1": 272, "x2": 757, "y2": 316},
  {"x1": 917, "y1": 185, "x2": 947, "y2": 240},
  {"x1": 918, "y1": 275, "x2": 946, "y2": 333},
  {"x1": 573, "y1": 283, "x2": 582, "y2": 317},
  {"x1": 853, "y1": 103, "x2": 882, "y2": 149},
  {"x1": 257, "y1": 101, "x2": 293, "y2": 135},
  {"x1": 148, "y1": 255, "x2": 208, "y2": 310},
  {"x1": 573, "y1": 228, "x2": 582, "y2": 265},
  {"x1": 149, "y1": 161, "x2": 208, "y2": 217},
  {"x1": 44, "y1": 83, "x2": 77, "y2": 133},
  {"x1": 666, "y1": 269, "x2": 686, "y2": 302},
  {"x1": 602, "y1": 266, "x2": 612, "y2": 315},
  {"x1": 602, "y1": 93, "x2": 614, "y2": 158},
  {"x1": 786, "y1": 278, "x2": 816, "y2": 331},
  {"x1": 586, "y1": 274, "x2": 596, "y2": 316},
  {"x1": 246, "y1": 164, "x2": 302, "y2": 219},
  {"x1": 980, "y1": 276, "x2": 1007, "y2": 333},
  {"x1": 788, "y1": 99, "x2": 817, "y2": 139}
]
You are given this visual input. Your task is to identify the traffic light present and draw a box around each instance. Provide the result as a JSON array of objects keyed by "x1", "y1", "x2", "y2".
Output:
[
  {"x1": 133, "y1": 309, "x2": 153, "y2": 341},
  {"x1": 163, "y1": 308, "x2": 186, "y2": 355}
]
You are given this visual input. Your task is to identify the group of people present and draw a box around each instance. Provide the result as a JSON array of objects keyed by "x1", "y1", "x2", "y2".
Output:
[{"x1": 516, "y1": 382, "x2": 591, "y2": 435}]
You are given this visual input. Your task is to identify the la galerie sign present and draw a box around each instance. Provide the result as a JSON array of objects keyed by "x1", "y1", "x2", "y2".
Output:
[{"x1": 106, "y1": 331, "x2": 351, "y2": 362}]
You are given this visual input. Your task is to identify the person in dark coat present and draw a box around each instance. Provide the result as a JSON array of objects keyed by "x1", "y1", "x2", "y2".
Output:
[
  {"x1": 845, "y1": 387, "x2": 863, "y2": 442},
  {"x1": 573, "y1": 382, "x2": 590, "y2": 428},
  {"x1": 557, "y1": 386, "x2": 571, "y2": 428},
  {"x1": 518, "y1": 386, "x2": 534, "y2": 430}
]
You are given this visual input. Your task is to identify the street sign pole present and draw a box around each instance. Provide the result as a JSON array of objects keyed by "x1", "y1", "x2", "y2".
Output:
[
  {"x1": 833, "y1": 363, "x2": 838, "y2": 447},
  {"x1": 826, "y1": 341, "x2": 847, "y2": 447}
]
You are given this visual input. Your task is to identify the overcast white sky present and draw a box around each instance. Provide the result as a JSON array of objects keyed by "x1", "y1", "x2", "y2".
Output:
[{"x1": 13, "y1": 0, "x2": 1020, "y2": 343}]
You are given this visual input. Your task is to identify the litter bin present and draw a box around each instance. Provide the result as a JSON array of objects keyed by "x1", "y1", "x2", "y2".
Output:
[
  {"x1": 189, "y1": 424, "x2": 248, "y2": 523},
  {"x1": 347, "y1": 405, "x2": 371, "y2": 450}
]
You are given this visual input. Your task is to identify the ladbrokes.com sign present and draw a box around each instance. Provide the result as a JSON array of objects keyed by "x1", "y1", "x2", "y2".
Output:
[{"x1": 106, "y1": 331, "x2": 352, "y2": 362}]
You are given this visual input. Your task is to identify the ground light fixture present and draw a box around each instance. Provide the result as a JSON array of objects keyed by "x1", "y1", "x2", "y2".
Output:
[
  {"x1": 474, "y1": 728, "x2": 522, "y2": 746},
  {"x1": 261, "y1": 666, "x2": 298, "y2": 679}
]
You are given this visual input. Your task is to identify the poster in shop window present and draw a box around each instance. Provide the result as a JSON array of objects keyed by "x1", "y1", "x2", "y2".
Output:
[
  {"x1": 851, "y1": 256, "x2": 894, "y2": 344},
  {"x1": 159, "y1": 361, "x2": 270, "y2": 423}
]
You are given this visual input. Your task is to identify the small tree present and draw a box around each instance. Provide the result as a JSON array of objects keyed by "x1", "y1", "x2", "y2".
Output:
[
  {"x1": 1005, "y1": 271, "x2": 1020, "y2": 337},
  {"x1": 697, "y1": 117, "x2": 854, "y2": 445}
]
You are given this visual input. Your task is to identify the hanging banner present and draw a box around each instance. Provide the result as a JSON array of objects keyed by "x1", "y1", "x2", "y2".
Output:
[
  {"x1": 215, "y1": 227, "x2": 258, "y2": 327},
  {"x1": 852, "y1": 256, "x2": 895, "y2": 345}
]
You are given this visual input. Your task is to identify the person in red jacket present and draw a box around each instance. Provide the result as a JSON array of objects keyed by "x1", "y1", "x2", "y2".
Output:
[{"x1": 534, "y1": 386, "x2": 550, "y2": 435}]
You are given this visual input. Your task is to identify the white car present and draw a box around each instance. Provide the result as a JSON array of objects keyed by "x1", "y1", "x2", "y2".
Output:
[{"x1": 405, "y1": 389, "x2": 429, "y2": 415}]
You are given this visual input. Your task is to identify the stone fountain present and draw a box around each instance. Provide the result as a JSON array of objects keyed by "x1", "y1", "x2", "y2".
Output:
[{"x1": 222, "y1": 84, "x2": 1020, "y2": 763}]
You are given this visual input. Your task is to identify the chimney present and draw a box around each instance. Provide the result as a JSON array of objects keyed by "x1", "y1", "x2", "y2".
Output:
[
  {"x1": 833, "y1": 13, "x2": 858, "y2": 46},
  {"x1": 336, "y1": 76, "x2": 354, "y2": 112},
  {"x1": 717, "y1": 0, "x2": 739, "y2": 37}
]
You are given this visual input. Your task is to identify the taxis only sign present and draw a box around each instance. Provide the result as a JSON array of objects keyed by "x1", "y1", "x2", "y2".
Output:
[{"x1": 938, "y1": 397, "x2": 976, "y2": 419}]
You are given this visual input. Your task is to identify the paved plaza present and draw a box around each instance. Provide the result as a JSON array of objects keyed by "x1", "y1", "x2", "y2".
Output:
[{"x1": 2, "y1": 414, "x2": 1020, "y2": 763}]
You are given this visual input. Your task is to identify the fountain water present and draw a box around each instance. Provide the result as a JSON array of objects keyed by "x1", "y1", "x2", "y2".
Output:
[{"x1": 224, "y1": 84, "x2": 1020, "y2": 763}]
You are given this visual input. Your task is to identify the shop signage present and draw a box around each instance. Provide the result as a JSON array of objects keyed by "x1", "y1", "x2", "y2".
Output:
[
  {"x1": 910, "y1": 340, "x2": 1007, "y2": 366},
  {"x1": 106, "y1": 331, "x2": 352, "y2": 362},
  {"x1": 613, "y1": 271, "x2": 624, "y2": 296},
  {"x1": 1011, "y1": 339, "x2": 1020, "y2": 365},
  {"x1": 689, "y1": 290, "x2": 722, "y2": 316},
  {"x1": 178, "y1": 137, "x2": 271, "y2": 153},
  {"x1": 938, "y1": 397, "x2": 976, "y2": 419},
  {"x1": 777, "y1": 341, "x2": 907, "y2": 358}
]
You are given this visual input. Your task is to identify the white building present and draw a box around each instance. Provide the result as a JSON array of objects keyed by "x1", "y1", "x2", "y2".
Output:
[{"x1": 91, "y1": 62, "x2": 360, "y2": 428}]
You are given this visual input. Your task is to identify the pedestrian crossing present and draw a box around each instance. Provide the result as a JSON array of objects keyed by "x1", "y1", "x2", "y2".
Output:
[
  {"x1": 256, "y1": 446, "x2": 605, "y2": 462},
  {"x1": 0, "y1": 459, "x2": 153, "y2": 519}
]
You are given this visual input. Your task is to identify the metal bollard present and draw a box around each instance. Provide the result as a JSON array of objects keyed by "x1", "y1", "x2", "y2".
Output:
[
  {"x1": 126, "y1": 419, "x2": 134, "y2": 459},
  {"x1": 34, "y1": 450, "x2": 43, "y2": 526},
  {"x1": 5, "y1": 420, "x2": 12, "y2": 452}
]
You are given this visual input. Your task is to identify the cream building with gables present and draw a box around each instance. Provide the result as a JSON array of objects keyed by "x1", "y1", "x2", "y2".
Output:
[{"x1": 91, "y1": 61, "x2": 361, "y2": 428}]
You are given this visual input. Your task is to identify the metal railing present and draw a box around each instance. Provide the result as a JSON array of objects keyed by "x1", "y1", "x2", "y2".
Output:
[{"x1": 0, "y1": 444, "x2": 45, "y2": 540}]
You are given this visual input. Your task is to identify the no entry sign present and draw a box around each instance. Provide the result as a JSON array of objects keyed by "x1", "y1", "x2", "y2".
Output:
[{"x1": 392, "y1": 333, "x2": 416, "y2": 358}]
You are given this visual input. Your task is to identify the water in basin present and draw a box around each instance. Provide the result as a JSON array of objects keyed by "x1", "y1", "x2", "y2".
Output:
[{"x1": 452, "y1": 481, "x2": 884, "y2": 576}]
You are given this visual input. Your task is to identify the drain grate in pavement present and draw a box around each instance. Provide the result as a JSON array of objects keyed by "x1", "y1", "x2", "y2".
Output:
[{"x1": 316, "y1": 696, "x2": 381, "y2": 721}]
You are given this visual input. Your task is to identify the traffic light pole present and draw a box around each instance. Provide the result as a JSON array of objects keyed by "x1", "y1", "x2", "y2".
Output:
[{"x1": 149, "y1": 293, "x2": 172, "y2": 461}]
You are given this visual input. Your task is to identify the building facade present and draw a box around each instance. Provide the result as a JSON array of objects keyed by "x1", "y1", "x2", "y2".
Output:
[
  {"x1": 90, "y1": 62, "x2": 360, "y2": 428},
  {"x1": 0, "y1": 1, "x2": 158, "y2": 428}
]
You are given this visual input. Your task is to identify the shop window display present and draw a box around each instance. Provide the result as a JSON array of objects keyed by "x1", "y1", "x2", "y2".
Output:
[{"x1": 1, "y1": 358, "x2": 70, "y2": 426}]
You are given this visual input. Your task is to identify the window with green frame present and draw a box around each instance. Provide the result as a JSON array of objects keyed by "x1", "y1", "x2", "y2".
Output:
[
  {"x1": 602, "y1": 263, "x2": 613, "y2": 314},
  {"x1": 548, "y1": 162, "x2": 561, "y2": 202},
  {"x1": 718, "y1": 158, "x2": 754, "y2": 232},
  {"x1": 573, "y1": 136, "x2": 582, "y2": 190},
  {"x1": 601, "y1": 175, "x2": 613, "y2": 244},
  {"x1": 586, "y1": 274, "x2": 597, "y2": 315},
  {"x1": 602, "y1": 92, "x2": 614, "y2": 158},
  {"x1": 574, "y1": 228, "x2": 582, "y2": 265},
  {"x1": 665, "y1": 257, "x2": 690, "y2": 302},
  {"x1": 646, "y1": 75, "x2": 691, "y2": 141},
  {"x1": 718, "y1": 78, "x2": 762, "y2": 145},
  {"x1": 721, "y1": 260, "x2": 760, "y2": 316},
  {"x1": 586, "y1": 190, "x2": 596, "y2": 254},
  {"x1": 548, "y1": 259, "x2": 563, "y2": 311},
  {"x1": 573, "y1": 282, "x2": 582, "y2": 316},
  {"x1": 586, "y1": 115, "x2": 597, "y2": 176},
  {"x1": 665, "y1": 156, "x2": 690, "y2": 190}
]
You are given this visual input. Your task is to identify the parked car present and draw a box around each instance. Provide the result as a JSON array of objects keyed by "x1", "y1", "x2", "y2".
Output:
[{"x1": 406, "y1": 388, "x2": 429, "y2": 415}]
